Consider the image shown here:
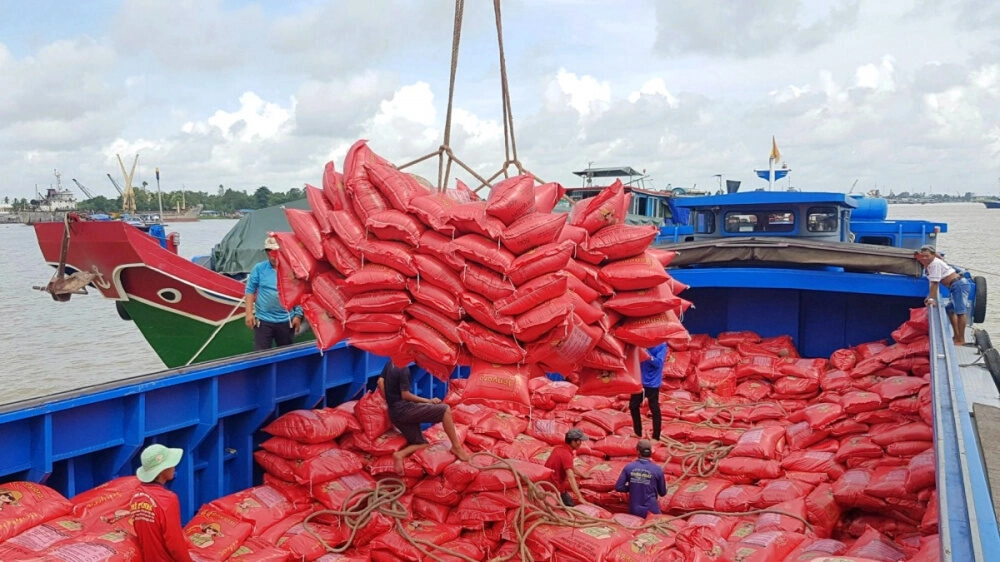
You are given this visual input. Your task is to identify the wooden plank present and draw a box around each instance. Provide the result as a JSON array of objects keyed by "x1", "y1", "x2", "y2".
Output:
[{"x1": 972, "y1": 403, "x2": 1000, "y2": 519}]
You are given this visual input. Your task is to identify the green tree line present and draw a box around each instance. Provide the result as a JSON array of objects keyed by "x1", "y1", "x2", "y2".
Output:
[{"x1": 75, "y1": 185, "x2": 304, "y2": 215}]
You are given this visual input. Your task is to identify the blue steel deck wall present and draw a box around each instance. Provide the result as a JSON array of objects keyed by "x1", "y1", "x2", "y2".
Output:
[{"x1": 0, "y1": 342, "x2": 384, "y2": 522}]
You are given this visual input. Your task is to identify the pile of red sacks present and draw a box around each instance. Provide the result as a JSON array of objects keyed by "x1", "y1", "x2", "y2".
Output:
[
  {"x1": 0, "y1": 311, "x2": 940, "y2": 560},
  {"x1": 272, "y1": 140, "x2": 691, "y2": 398}
]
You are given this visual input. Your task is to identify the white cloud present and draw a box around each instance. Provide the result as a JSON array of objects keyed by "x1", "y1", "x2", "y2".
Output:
[{"x1": 1, "y1": 0, "x2": 999, "y2": 200}]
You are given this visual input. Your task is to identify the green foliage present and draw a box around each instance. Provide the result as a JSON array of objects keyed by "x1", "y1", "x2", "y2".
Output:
[{"x1": 75, "y1": 186, "x2": 306, "y2": 215}]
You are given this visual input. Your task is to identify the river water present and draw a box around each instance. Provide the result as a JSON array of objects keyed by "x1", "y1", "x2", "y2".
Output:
[{"x1": 1, "y1": 203, "x2": 998, "y2": 403}]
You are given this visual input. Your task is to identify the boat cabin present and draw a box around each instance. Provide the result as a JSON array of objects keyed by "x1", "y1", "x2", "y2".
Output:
[
  {"x1": 662, "y1": 191, "x2": 946, "y2": 250},
  {"x1": 566, "y1": 166, "x2": 692, "y2": 228}
]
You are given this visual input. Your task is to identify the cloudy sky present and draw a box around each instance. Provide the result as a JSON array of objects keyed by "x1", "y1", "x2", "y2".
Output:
[{"x1": 2, "y1": 0, "x2": 999, "y2": 203}]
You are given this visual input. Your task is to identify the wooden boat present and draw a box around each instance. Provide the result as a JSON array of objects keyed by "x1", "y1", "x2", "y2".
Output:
[{"x1": 32, "y1": 201, "x2": 314, "y2": 368}]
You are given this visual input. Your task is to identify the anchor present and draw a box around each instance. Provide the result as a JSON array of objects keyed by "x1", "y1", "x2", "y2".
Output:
[{"x1": 33, "y1": 215, "x2": 103, "y2": 301}]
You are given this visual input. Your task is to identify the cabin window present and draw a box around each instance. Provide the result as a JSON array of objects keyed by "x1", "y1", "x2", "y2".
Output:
[
  {"x1": 807, "y1": 207, "x2": 838, "y2": 232},
  {"x1": 692, "y1": 210, "x2": 716, "y2": 234},
  {"x1": 766, "y1": 212, "x2": 795, "y2": 232},
  {"x1": 724, "y1": 212, "x2": 759, "y2": 233}
]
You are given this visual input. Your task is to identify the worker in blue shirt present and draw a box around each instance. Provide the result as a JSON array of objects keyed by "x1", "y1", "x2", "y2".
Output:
[
  {"x1": 615, "y1": 439, "x2": 667, "y2": 517},
  {"x1": 245, "y1": 236, "x2": 303, "y2": 350},
  {"x1": 629, "y1": 342, "x2": 667, "y2": 440}
]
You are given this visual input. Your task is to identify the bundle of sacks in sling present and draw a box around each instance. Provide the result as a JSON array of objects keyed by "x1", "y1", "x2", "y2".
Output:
[
  {"x1": 272, "y1": 140, "x2": 691, "y2": 400},
  {"x1": 0, "y1": 310, "x2": 939, "y2": 560}
]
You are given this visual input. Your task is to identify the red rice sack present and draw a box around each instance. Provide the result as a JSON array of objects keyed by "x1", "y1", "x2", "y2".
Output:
[
  {"x1": 366, "y1": 162, "x2": 430, "y2": 211},
  {"x1": 354, "y1": 238, "x2": 418, "y2": 277},
  {"x1": 842, "y1": 525, "x2": 907, "y2": 561},
  {"x1": 463, "y1": 361, "x2": 530, "y2": 411},
  {"x1": 670, "y1": 478, "x2": 732, "y2": 512},
  {"x1": 339, "y1": 264, "x2": 408, "y2": 297},
  {"x1": 348, "y1": 330, "x2": 407, "y2": 357},
  {"x1": 366, "y1": 208, "x2": 424, "y2": 246},
  {"x1": 293, "y1": 448, "x2": 365, "y2": 486},
  {"x1": 714, "y1": 485, "x2": 763, "y2": 513},
  {"x1": 549, "y1": 523, "x2": 634, "y2": 562},
  {"x1": 585, "y1": 224, "x2": 659, "y2": 261},
  {"x1": 264, "y1": 407, "x2": 355, "y2": 443},
  {"x1": 328, "y1": 208, "x2": 367, "y2": 248},
  {"x1": 70, "y1": 476, "x2": 141, "y2": 521},
  {"x1": 0, "y1": 516, "x2": 89, "y2": 556},
  {"x1": 451, "y1": 233, "x2": 514, "y2": 274},
  {"x1": 613, "y1": 310, "x2": 688, "y2": 348},
  {"x1": 534, "y1": 181, "x2": 567, "y2": 213},
  {"x1": 305, "y1": 182, "x2": 334, "y2": 235},
  {"x1": 272, "y1": 231, "x2": 319, "y2": 281},
  {"x1": 413, "y1": 253, "x2": 463, "y2": 295},
  {"x1": 508, "y1": 240, "x2": 575, "y2": 286},
  {"x1": 458, "y1": 321, "x2": 526, "y2": 364},
  {"x1": 755, "y1": 498, "x2": 810, "y2": 534},
  {"x1": 485, "y1": 174, "x2": 536, "y2": 225},
  {"x1": 500, "y1": 212, "x2": 567, "y2": 254},
  {"x1": 273, "y1": 250, "x2": 311, "y2": 311},
  {"x1": 285, "y1": 208, "x2": 325, "y2": 261},
  {"x1": 448, "y1": 200, "x2": 505, "y2": 238},
  {"x1": 496, "y1": 272, "x2": 568, "y2": 316},
  {"x1": 408, "y1": 278, "x2": 461, "y2": 320},
  {"x1": 832, "y1": 469, "x2": 888, "y2": 511},
  {"x1": 473, "y1": 411, "x2": 530, "y2": 442},
  {"x1": 721, "y1": 530, "x2": 806, "y2": 562},
  {"x1": 322, "y1": 160, "x2": 349, "y2": 211},
  {"x1": 369, "y1": 519, "x2": 462, "y2": 561},
  {"x1": 277, "y1": 520, "x2": 352, "y2": 560},
  {"x1": 227, "y1": 536, "x2": 294, "y2": 561},
  {"x1": 302, "y1": 296, "x2": 346, "y2": 351},
  {"x1": 321, "y1": 236, "x2": 361, "y2": 277},
  {"x1": 730, "y1": 425, "x2": 787, "y2": 459},
  {"x1": 569, "y1": 179, "x2": 627, "y2": 234},
  {"x1": 311, "y1": 272, "x2": 349, "y2": 321},
  {"x1": 0, "y1": 482, "x2": 74, "y2": 542},
  {"x1": 210, "y1": 485, "x2": 307, "y2": 535},
  {"x1": 577, "y1": 358, "x2": 642, "y2": 397},
  {"x1": 313, "y1": 472, "x2": 377, "y2": 510},
  {"x1": 599, "y1": 253, "x2": 671, "y2": 291},
  {"x1": 603, "y1": 283, "x2": 687, "y2": 317},
  {"x1": 354, "y1": 388, "x2": 393, "y2": 440},
  {"x1": 184, "y1": 506, "x2": 253, "y2": 560}
]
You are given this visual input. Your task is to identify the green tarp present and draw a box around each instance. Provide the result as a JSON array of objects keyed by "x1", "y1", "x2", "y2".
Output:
[{"x1": 211, "y1": 199, "x2": 311, "y2": 276}]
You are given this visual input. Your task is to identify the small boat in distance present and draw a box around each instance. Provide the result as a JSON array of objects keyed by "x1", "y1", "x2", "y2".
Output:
[{"x1": 982, "y1": 199, "x2": 1000, "y2": 209}]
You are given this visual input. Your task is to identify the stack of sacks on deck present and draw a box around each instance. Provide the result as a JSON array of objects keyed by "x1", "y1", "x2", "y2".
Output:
[
  {"x1": 0, "y1": 311, "x2": 939, "y2": 561},
  {"x1": 133, "y1": 310, "x2": 936, "y2": 560},
  {"x1": 274, "y1": 139, "x2": 691, "y2": 399},
  {"x1": 0, "y1": 478, "x2": 142, "y2": 560}
]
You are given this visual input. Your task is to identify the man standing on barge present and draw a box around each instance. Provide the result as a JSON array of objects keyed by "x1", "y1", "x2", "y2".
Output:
[
  {"x1": 245, "y1": 235, "x2": 303, "y2": 350},
  {"x1": 915, "y1": 245, "x2": 971, "y2": 345}
]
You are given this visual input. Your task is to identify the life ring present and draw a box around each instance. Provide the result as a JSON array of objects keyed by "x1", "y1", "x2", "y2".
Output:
[
  {"x1": 973, "y1": 275, "x2": 987, "y2": 324},
  {"x1": 984, "y1": 348, "x2": 1000, "y2": 393},
  {"x1": 115, "y1": 301, "x2": 133, "y2": 321}
]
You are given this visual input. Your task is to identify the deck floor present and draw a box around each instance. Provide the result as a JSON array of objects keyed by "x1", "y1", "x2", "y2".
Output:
[{"x1": 962, "y1": 342, "x2": 1000, "y2": 522}]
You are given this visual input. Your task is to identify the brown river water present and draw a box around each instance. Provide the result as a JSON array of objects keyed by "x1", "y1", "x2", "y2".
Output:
[{"x1": 1, "y1": 203, "x2": 997, "y2": 403}]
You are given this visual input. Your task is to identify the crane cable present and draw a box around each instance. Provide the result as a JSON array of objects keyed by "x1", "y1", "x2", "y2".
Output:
[{"x1": 397, "y1": 0, "x2": 542, "y2": 194}]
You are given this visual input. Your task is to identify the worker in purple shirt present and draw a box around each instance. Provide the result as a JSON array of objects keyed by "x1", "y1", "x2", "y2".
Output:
[{"x1": 615, "y1": 439, "x2": 667, "y2": 517}]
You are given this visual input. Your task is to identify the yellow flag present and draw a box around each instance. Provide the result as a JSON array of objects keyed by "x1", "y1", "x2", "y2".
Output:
[{"x1": 770, "y1": 136, "x2": 781, "y2": 162}]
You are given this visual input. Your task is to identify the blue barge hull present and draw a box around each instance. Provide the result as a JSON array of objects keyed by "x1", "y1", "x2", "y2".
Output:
[{"x1": 0, "y1": 341, "x2": 451, "y2": 523}]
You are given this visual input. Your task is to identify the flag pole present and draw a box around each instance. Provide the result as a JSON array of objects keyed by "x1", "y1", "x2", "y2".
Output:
[
  {"x1": 768, "y1": 136, "x2": 780, "y2": 191},
  {"x1": 155, "y1": 167, "x2": 163, "y2": 223}
]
